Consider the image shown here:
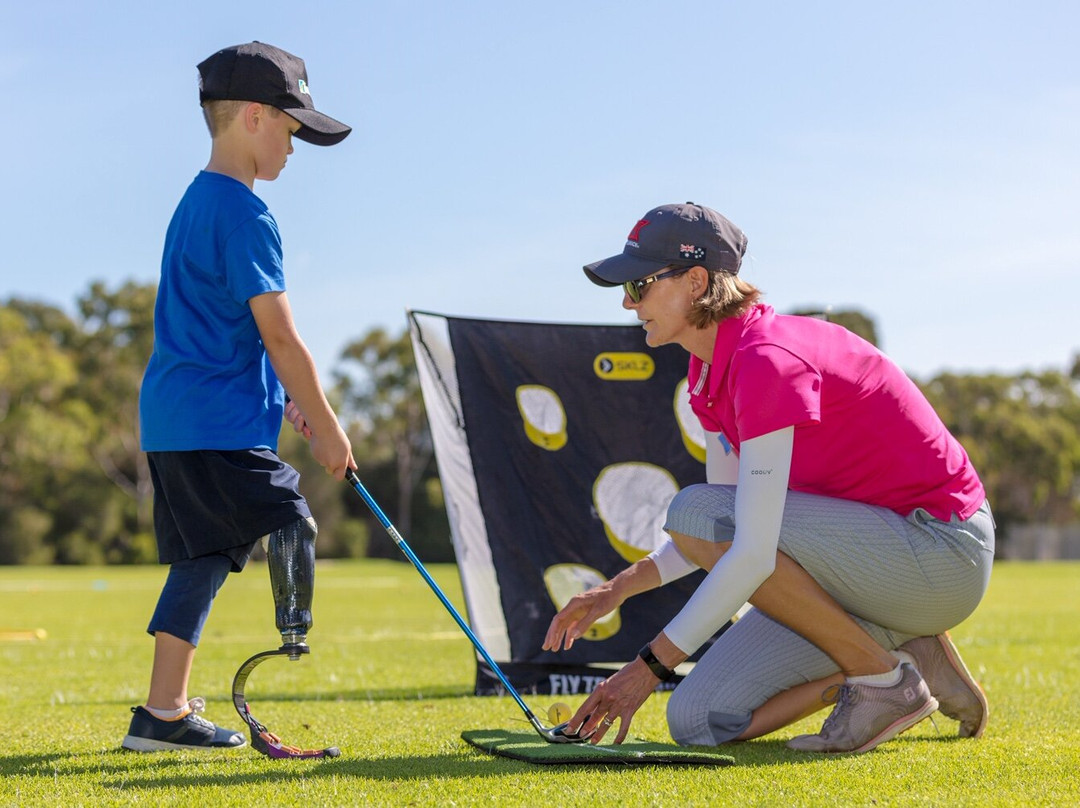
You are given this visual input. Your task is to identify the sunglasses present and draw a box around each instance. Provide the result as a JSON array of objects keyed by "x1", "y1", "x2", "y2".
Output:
[{"x1": 623, "y1": 267, "x2": 690, "y2": 303}]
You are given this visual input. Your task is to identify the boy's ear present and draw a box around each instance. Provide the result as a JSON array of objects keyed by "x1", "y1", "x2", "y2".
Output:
[{"x1": 243, "y1": 102, "x2": 266, "y2": 133}]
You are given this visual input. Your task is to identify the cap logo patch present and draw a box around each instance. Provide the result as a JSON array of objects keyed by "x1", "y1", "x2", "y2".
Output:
[
  {"x1": 627, "y1": 219, "x2": 650, "y2": 242},
  {"x1": 298, "y1": 78, "x2": 310, "y2": 95},
  {"x1": 680, "y1": 244, "x2": 706, "y2": 261}
]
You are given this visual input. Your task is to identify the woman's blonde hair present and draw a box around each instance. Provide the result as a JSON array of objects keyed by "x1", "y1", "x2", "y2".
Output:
[{"x1": 687, "y1": 269, "x2": 762, "y2": 329}]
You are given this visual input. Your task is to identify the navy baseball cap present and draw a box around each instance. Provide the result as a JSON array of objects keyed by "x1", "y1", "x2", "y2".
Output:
[
  {"x1": 584, "y1": 202, "x2": 748, "y2": 285},
  {"x1": 197, "y1": 42, "x2": 351, "y2": 147}
]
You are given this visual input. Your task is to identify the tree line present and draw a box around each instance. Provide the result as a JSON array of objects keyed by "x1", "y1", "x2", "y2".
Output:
[{"x1": 1, "y1": 281, "x2": 1077, "y2": 564}]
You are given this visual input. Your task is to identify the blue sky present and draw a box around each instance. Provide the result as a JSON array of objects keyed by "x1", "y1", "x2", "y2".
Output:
[{"x1": 2, "y1": 1, "x2": 1077, "y2": 380}]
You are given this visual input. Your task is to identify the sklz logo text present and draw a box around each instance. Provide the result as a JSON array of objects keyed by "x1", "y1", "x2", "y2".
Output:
[{"x1": 593, "y1": 352, "x2": 655, "y2": 381}]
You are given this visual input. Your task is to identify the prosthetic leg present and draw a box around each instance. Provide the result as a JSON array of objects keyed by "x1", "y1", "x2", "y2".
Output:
[
  {"x1": 268, "y1": 516, "x2": 317, "y2": 651},
  {"x1": 232, "y1": 517, "x2": 340, "y2": 759}
]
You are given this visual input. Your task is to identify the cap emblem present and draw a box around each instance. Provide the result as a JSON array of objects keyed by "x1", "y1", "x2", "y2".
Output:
[
  {"x1": 627, "y1": 219, "x2": 650, "y2": 242},
  {"x1": 298, "y1": 78, "x2": 310, "y2": 95},
  {"x1": 679, "y1": 244, "x2": 706, "y2": 261}
]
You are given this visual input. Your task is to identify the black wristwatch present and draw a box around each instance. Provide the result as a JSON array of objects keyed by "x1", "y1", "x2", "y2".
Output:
[{"x1": 638, "y1": 644, "x2": 677, "y2": 682}]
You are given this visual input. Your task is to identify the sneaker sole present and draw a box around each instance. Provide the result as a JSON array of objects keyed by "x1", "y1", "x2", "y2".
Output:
[
  {"x1": 935, "y1": 632, "x2": 989, "y2": 739},
  {"x1": 122, "y1": 734, "x2": 247, "y2": 752},
  {"x1": 852, "y1": 695, "x2": 939, "y2": 754}
]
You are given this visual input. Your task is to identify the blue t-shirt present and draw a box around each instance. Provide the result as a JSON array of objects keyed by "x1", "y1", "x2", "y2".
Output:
[{"x1": 140, "y1": 172, "x2": 286, "y2": 451}]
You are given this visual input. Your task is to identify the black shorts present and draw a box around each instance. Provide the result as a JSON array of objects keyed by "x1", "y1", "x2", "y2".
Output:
[{"x1": 148, "y1": 449, "x2": 312, "y2": 571}]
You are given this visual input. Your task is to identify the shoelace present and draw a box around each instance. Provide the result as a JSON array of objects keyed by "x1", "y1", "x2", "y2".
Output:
[
  {"x1": 818, "y1": 683, "x2": 859, "y2": 736},
  {"x1": 184, "y1": 697, "x2": 214, "y2": 729}
]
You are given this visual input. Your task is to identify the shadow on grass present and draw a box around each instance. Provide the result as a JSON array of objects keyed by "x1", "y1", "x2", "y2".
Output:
[
  {"x1": 2, "y1": 751, "x2": 199, "y2": 778},
  {"x1": 703, "y1": 730, "x2": 976, "y2": 768},
  {"x1": 3, "y1": 732, "x2": 977, "y2": 788},
  {"x1": 3, "y1": 748, "x2": 511, "y2": 787}
]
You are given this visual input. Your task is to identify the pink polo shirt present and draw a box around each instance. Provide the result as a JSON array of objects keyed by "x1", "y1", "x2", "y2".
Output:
[{"x1": 688, "y1": 304, "x2": 985, "y2": 521}]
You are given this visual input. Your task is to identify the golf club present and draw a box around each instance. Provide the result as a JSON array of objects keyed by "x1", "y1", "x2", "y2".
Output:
[{"x1": 344, "y1": 468, "x2": 591, "y2": 744}]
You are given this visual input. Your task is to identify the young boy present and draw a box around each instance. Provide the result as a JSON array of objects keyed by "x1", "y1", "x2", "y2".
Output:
[{"x1": 122, "y1": 42, "x2": 354, "y2": 752}]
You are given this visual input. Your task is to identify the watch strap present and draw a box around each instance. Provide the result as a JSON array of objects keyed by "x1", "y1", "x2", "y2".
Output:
[{"x1": 638, "y1": 644, "x2": 676, "y2": 682}]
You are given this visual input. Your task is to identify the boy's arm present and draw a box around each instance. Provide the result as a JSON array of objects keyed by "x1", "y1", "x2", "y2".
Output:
[{"x1": 249, "y1": 290, "x2": 354, "y2": 479}]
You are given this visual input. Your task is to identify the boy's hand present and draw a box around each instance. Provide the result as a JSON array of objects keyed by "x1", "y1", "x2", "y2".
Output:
[
  {"x1": 284, "y1": 399, "x2": 313, "y2": 439},
  {"x1": 283, "y1": 398, "x2": 352, "y2": 478},
  {"x1": 310, "y1": 423, "x2": 354, "y2": 481}
]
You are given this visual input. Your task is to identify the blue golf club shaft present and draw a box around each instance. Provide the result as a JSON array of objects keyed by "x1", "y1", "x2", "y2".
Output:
[{"x1": 344, "y1": 469, "x2": 539, "y2": 722}]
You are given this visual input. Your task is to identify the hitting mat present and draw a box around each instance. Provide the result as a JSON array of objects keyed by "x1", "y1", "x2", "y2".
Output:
[{"x1": 461, "y1": 729, "x2": 735, "y2": 766}]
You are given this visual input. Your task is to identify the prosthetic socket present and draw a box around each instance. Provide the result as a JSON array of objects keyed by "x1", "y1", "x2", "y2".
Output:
[{"x1": 267, "y1": 517, "x2": 318, "y2": 647}]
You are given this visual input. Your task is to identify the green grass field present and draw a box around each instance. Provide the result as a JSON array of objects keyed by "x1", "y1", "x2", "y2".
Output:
[{"x1": 2, "y1": 560, "x2": 1078, "y2": 807}]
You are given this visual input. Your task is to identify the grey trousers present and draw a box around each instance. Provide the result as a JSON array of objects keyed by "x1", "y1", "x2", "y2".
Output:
[{"x1": 662, "y1": 484, "x2": 995, "y2": 745}]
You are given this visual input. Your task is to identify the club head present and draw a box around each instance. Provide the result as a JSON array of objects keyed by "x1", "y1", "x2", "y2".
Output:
[{"x1": 530, "y1": 716, "x2": 595, "y2": 744}]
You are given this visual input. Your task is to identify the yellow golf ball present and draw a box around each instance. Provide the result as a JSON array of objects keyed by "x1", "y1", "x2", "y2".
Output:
[{"x1": 547, "y1": 702, "x2": 572, "y2": 724}]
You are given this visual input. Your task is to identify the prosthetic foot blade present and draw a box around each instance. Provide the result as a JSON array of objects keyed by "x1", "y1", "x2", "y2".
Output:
[{"x1": 231, "y1": 644, "x2": 339, "y2": 759}]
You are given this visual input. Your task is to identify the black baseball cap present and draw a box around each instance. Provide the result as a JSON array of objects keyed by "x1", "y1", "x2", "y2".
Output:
[
  {"x1": 197, "y1": 42, "x2": 351, "y2": 147},
  {"x1": 584, "y1": 202, "x2": 748, "y2": 285}
]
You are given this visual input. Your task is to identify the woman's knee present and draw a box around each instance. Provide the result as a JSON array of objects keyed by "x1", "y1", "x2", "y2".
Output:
[
  {"x1": 664, "y1": 484, "x2": 736, "y2": 542},
  {"x1": 667, "y1": 684, "x2": 751, "y2": 745}
]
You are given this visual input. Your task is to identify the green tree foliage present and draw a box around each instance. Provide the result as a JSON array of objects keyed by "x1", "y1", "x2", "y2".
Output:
[
  {"x1": 0, "y1": 286, "x2": 1077, "y2": 564},
  {"x1": 333, "y1": 327, "x2": 451, "y2": 561},
  {"x1": 75, "y1": 281, "x2": 157, "y2": 556},
  {"x1": 0, "y1": 304, "x2": 80, "y2": 562},
  {"x1": 276, "y1": 403, "x2": 372, "y2": 560},
  {"x1": 919, "y1": 369, "x2": 1080, "y2": 536},
  {"x1": 0, "y1": 287, "x2": 158, "y2": 563}
]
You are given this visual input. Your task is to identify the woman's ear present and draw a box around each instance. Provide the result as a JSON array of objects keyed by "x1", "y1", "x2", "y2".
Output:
[{"x1": 687, "y1": 265, "x2": 709, "y2": 297}]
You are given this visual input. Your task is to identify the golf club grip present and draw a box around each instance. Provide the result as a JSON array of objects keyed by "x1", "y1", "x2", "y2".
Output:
[{"x1": 343, "y1": 469, "x2": 535, "y2": 718}]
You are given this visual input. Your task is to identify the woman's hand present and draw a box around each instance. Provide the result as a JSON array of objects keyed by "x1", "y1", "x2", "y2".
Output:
[
  {"x1": 567, "y1": 657, "x2": 660, "y2": 744},
  {"x1": 544, "y1": 558, "x2": 665, "y2": 652},
  {"x1": 542, "y1": 580, "x2": 623, "y2": 652}
]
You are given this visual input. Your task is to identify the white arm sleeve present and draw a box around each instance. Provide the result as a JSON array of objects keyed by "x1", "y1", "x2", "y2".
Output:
[
  {"x1": 647, "y1": 430, "x2": 740, "y2": 585},
  {"x1": 646, "y1": 540, "x2": 698, "y2": 584},
  {"x1": 663, "y1": 426, "x2": 794, "y2": 655},
  {"x1": 705, "y1": 430, "x2": 739, "y2": 484}
]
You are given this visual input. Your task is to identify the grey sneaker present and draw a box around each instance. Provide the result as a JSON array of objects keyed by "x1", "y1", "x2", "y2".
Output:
[
  {"x1": 787, "y1": 663, "x2": 938, "y2": 753},
  {"x1": 898, "y1": 633, "x2": 988, "y2": 738}
]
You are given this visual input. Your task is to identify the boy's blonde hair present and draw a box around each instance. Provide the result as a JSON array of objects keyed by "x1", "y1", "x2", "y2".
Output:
[
  {"x1": 201, "y1": 100, "x2": 280, "y2": 137},
  {"x1": 688, "y1": 270, "x2": 763, "y2": 329}
]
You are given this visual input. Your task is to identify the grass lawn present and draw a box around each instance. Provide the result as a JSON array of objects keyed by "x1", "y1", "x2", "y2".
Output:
[{"x1": 1, "y1": 560, "x2": 1077, "y2": 807}]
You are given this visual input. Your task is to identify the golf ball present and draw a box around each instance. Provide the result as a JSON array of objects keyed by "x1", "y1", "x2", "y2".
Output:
[{"x1": 547, "y1": 702, "x2": 572, "y2": 724}]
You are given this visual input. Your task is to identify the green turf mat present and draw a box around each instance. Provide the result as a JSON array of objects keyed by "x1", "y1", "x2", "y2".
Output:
[{"x1": 461, "y1": 729, "x2": 736, "y2": 766}]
